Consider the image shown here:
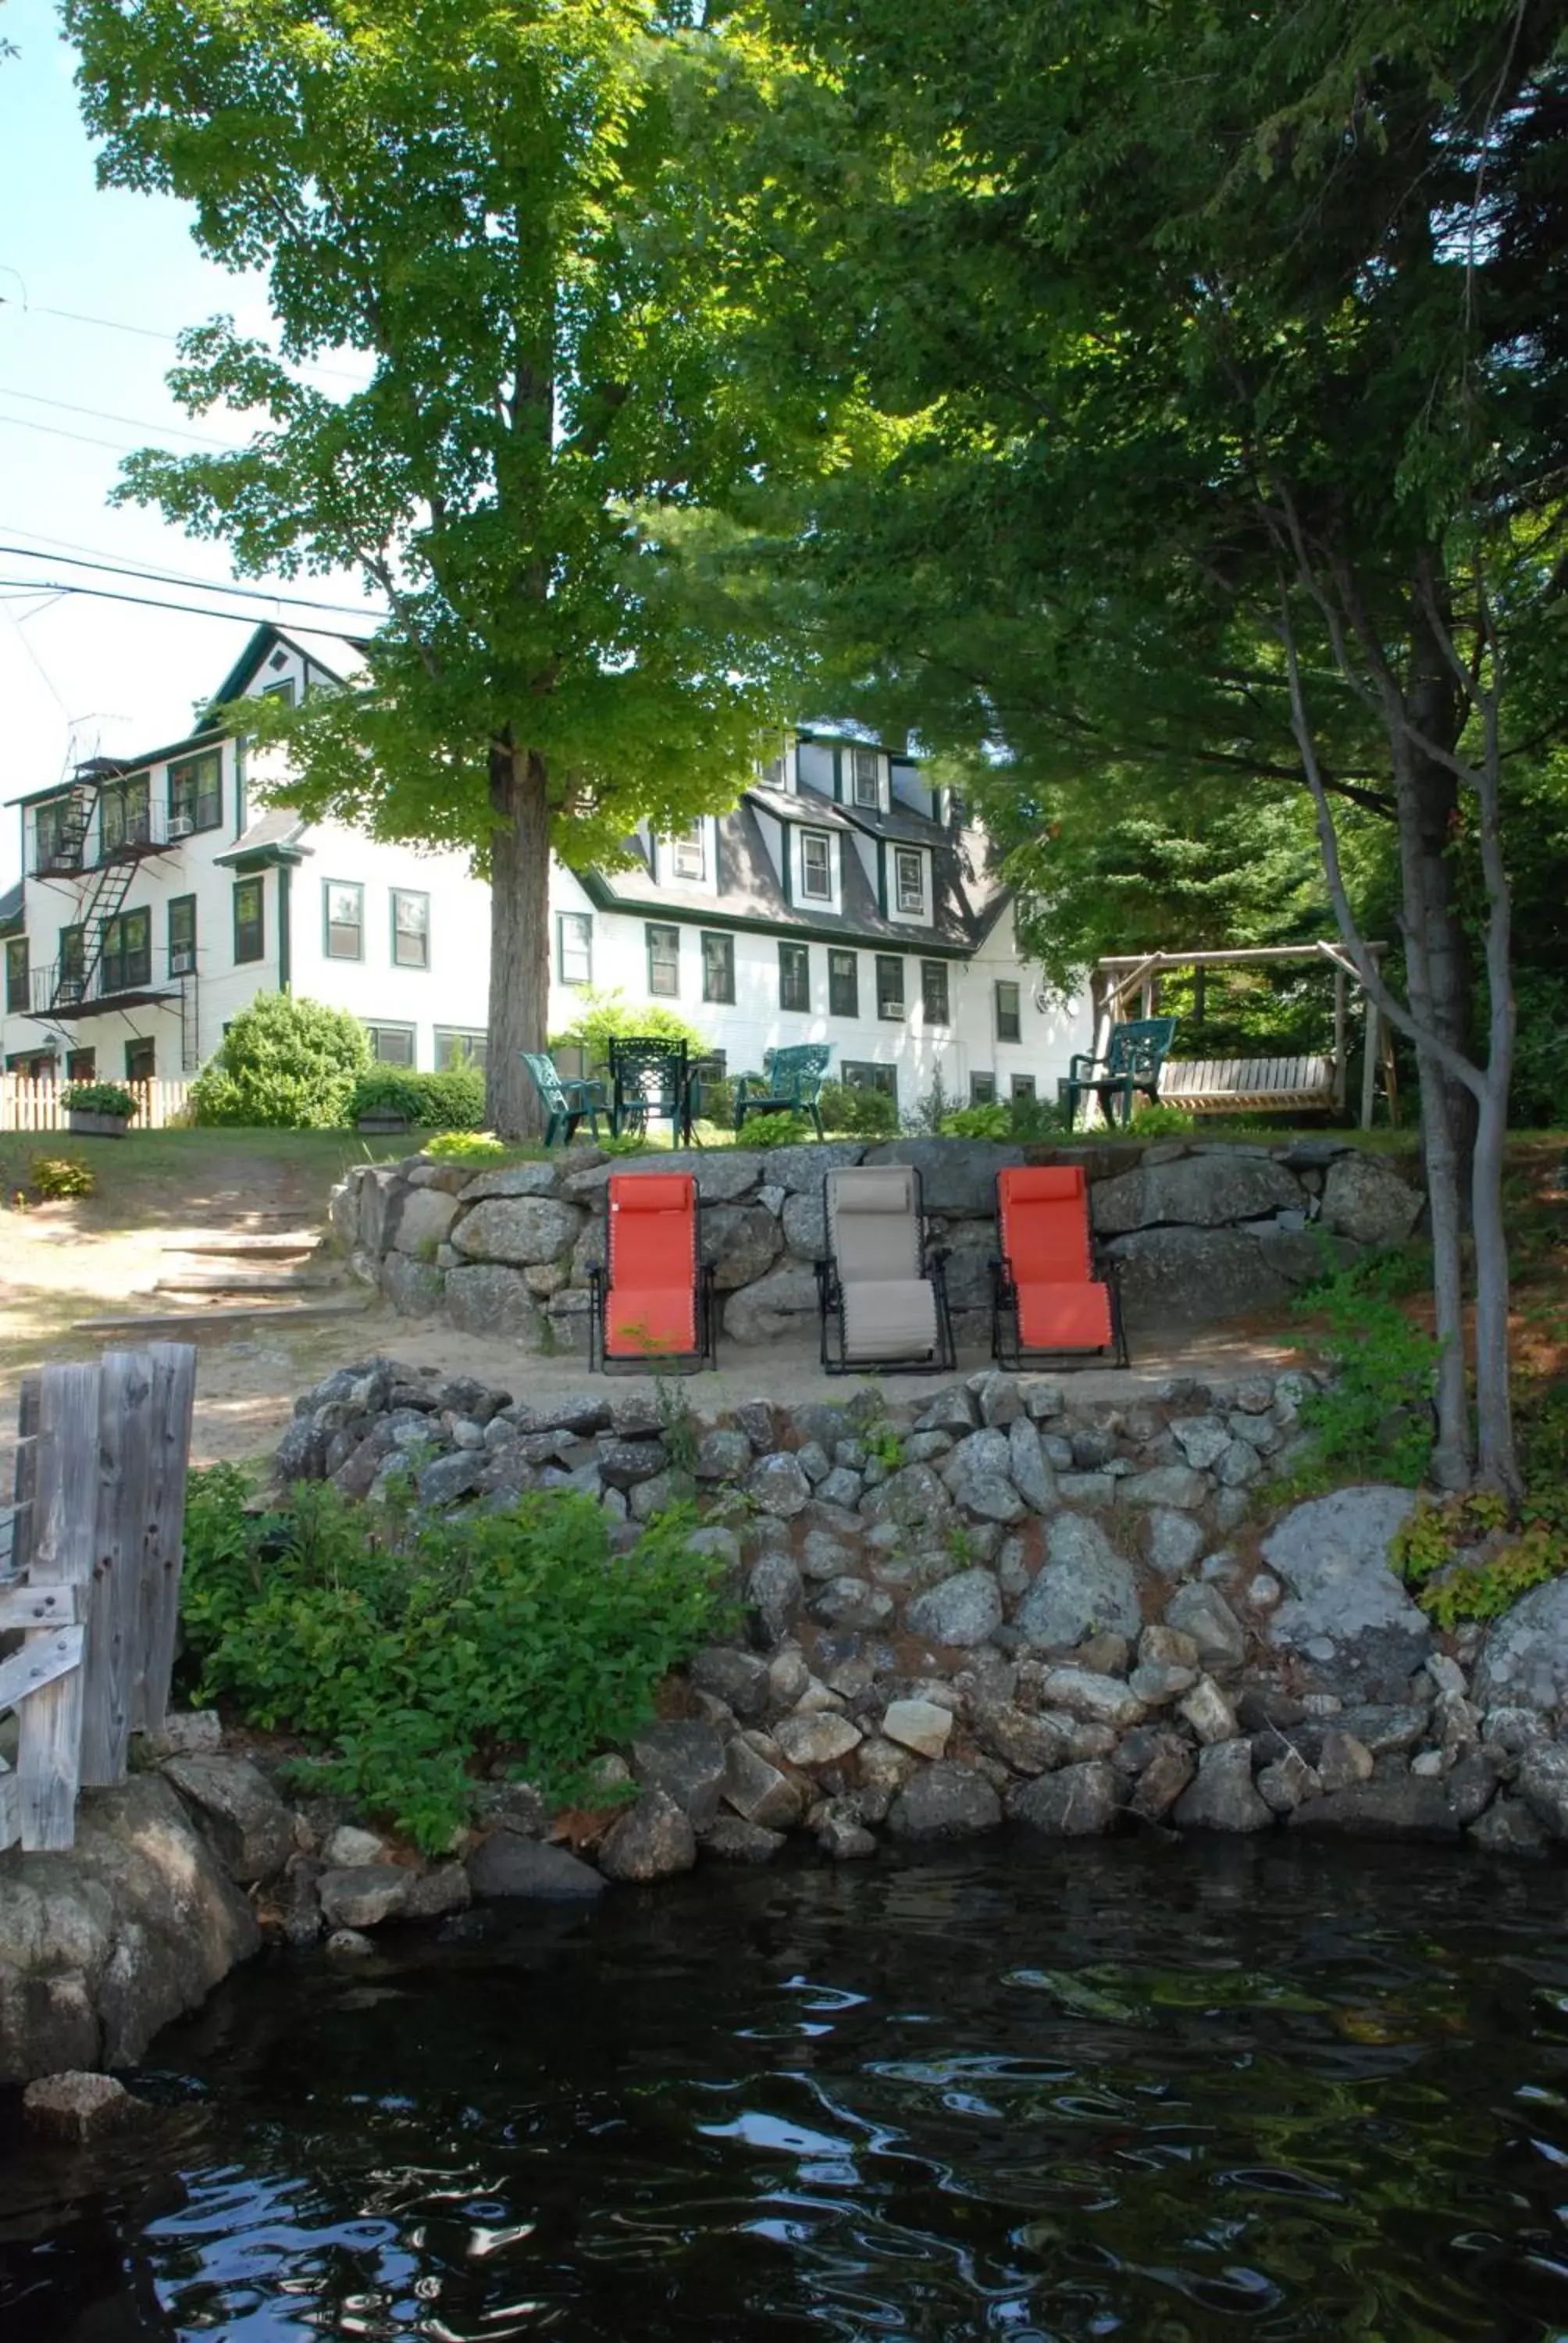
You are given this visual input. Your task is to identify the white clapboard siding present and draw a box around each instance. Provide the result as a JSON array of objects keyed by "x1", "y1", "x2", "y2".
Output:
[{"x1": 1161, "y1": 1054, "x2": 1336, "y2": 1114}]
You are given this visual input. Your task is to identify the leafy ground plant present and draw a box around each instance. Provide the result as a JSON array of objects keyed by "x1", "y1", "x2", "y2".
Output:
[
  {"x1": 179, "y1": 1467, "x2": 729, "y2": 1850},
  {"x1": 1276, "y1": 1245, "x2": 1442, "y2": 1493}
]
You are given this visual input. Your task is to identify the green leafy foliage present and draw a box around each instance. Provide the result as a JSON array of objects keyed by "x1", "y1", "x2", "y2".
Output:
[
  {"x1": 819, "y1": 1079, "x2": 899, "y2": 1138},
  {"x1": 349, "y1": 1067, "x2": 487, "y2": 1130},
  {"x1": 191, "y1": 992, "x2": 370, "y2": 1129},
  {"x1": 30, "y1": 1153, "x2": 96, "y2": 1200},
  {"x1": 1127, "y1": 1104, "x2": 1196, "y2": 1138},
  {"x1": 1392, "y1": 1489, "x2": 1568, "y2": 1630},
  {"x1": 60, "y1": 1081, "x2": 138, "y2": 1119},
  {"x1": 940, "y1": 1093, "x2": 1072, "y2": 1141},
  {"x1": 1280, "y1": 1252, "x2": 1441, "y2": 1492},
  {"x1": 551, "y1": 990, "x2": 708, "y2": 1068},
  {"x1": 746, "y1": 1114, "x2": 816, "y2": 1149},
  {"x1": 178, "y1": 1465, "x2": 729, "y2": 1850}
]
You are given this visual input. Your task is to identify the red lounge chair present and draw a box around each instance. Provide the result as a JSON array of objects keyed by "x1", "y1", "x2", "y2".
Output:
[
  {"x1": 589, "y1": 1172, "x2": 715, "y2": 1373},
  {"x1": 992, "y1": 1164, "x2": 1128, "y2": 1369}
]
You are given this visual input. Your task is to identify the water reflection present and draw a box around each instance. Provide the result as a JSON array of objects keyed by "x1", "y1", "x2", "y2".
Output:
[{"x1": 3, "y1": 1836, "x2": 1568, "y2": 2339}]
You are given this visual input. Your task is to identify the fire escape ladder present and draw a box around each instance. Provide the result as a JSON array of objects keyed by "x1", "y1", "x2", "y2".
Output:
[{"x1": 52, "y1": 858, "x2": 136, "y2": 1011}]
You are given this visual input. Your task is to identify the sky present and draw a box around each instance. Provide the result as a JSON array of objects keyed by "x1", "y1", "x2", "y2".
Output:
[{"x1": 0, "y1": 0, "x2": 376, "y2": 888}]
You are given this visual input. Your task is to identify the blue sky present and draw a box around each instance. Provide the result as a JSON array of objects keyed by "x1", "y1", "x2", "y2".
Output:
[{"x1": 0, "y1": 0, "x2": 372, "y2": 885}]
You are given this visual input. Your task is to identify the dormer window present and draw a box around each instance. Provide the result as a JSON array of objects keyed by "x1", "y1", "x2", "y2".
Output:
[
  {"x1": 800, "y1": 829, "x2": 833, "y2": 901},
  {"x1": 851, "y1": 747, "x2": 882, "y2": 810},
  {"x1": 893, "y1": 847, "x2": 926, "y2": 915},
  {"x1": 671, "y1": 821, "x2": 706, "y2": 881},
  {"x1": 761, "y1": 744, "x2": 790, "y2": 791}
]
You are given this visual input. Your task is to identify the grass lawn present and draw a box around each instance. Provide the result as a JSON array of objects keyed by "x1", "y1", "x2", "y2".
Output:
[{"x1": 0, "y1": 1125, "x2": 415, "y2": 1237}]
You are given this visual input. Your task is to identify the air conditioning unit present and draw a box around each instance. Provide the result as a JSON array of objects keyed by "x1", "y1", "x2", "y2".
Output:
[{"x1": 167, "y1": 815, "x2": 195, "y2": 840}]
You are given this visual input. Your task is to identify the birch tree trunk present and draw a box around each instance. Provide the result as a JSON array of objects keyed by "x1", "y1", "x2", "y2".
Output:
[{"x1": 486, "y1": 739, "x2": 552, "y2": 1140}]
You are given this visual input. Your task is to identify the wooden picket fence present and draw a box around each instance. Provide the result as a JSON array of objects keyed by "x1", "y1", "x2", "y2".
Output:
[
  {"x1": 0, "y1": 1348, "x2": 196, "y2": 1853},
  {"x1": 0, "y1": 1075, "x2": 194, "y2": 1134}
]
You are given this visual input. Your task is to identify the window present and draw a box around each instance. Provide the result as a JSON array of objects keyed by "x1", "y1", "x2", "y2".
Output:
[
  {"x1": 842, "y1": 1061, "x2": 898, "y2": 1104},
  {"x1": 324, "y1": 880, "x2": 363, "y2": 960},
  {"x1": 647, "y1": 923, "x2": 680, "y2": 997},
  {"x1": 828, "y1": 948, "x2": 858, "y2": 1018},
  {"x1": 167, "y1": 751, "x2": 223, "y2": 836},
  {"x1": 921, "y1": 960, "x2": 950, "y2": 1025},
  {"x1": 366, "y1": 1022, "x2": 416, "y2": 1067},
  {"x1": 7, "y1": 1050, "x2": 57, "y2": 1077},
  {"x1": 799, "y1": 829, "x2": 832, "y2": 901},
  {"x1": 779, "y1": 940, "x2": 810, "y2": 1013},
  {"x1": 391, "y1": 889, "x2": 429, "y2": 970},
  {"x1": 761, "y1": 746, "x2": 789, "y2": 791},
  {"x1": 893, "y1": 847, "x2": 925, "y2": 915},
  {"x1": 100, "y1": 775, "x2": 150, "y2": 858},
  {"x1": 168, "y1": 896, "x2": 197, "y2": 977},
  {"x1": 995, "y1": 980, "x2": 1021, "y2": 1043},
  {"x1": 557, "y1": 911, "x2": 593, "y2": 986},
  {"x1": 1010, "y1": 1075, "x2": 1037, "y2": 1103},
  {"x1": 969, "y1": 1072, "x2": 997, "y2": 1105},
  {"x1": 671, "y1": 821, "x2": 706, "y2": 882},
  {"x1": 233, "y1": 878, "x2": 265, "y2": 965},
  {"x1": 875, "y1": 954, "x2": 905, "y2": 1021},
  {"x1": 701, "y1": 931, "x2": 735, "y2": 1004},
  {"x1": 851, "y1": 747, "x2": 881, "y2": 809},
  {"x1": 261, "y1": 677, "x2": 296, "y2": 707},
  {"x1": 435, "y1": 1027, "x2": 488, "y2": 1072},
  {"x1": 100, "y1": 908, "x2": 151, "y2": 995},
  {"x1": 4, "y1": 936, "x2": 27, "y2": 1014},
  {"x1": 66, "y1": 1047, "x2": 96, "y2": 1082},
  {"x1": 34, "y1": 798, "x2": 75, "y2": 873},
  {"x1": 58, "y1": 925, "x2": 85, "y2": 1003},
  {"x1": 124, "y1": 1040, "x2": 155, "y2": 1082}
]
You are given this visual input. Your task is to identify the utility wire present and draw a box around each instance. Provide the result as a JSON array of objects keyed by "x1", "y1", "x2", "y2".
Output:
[
  {"x1": 0, "y1": 574, "x2": 380, "y2": 633},
  {"x1": 0, "y1": 291, "x2": 369, "y2": 387},
  {"x1": 0, "y1": 380, "x2": 242, "y2": 450},
  {"x1": 0, "y1": 541, "x2": 388, "y2": 623}
]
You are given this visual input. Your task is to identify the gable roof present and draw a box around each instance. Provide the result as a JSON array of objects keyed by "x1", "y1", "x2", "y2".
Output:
[{"x1": 201, "y1": 622, "x2": 371, "y2": 721}]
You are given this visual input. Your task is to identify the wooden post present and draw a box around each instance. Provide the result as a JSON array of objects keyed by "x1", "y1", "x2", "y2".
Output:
[
  {"x1": 134, "y1": 1343, "x2": 198, "y2": 1738},
  {"x1": 1361, "y1": 994, "x2": 1380, "y2": 1130},
  {"x1": 7, "y1": 1373, "x2": 40, "y2": 1578},
  {"x1": 16, "y1": 1364, "x2": 100, "y2": 1850},
  {"x1": 1332, "y1": 965, "x2": 1349, "y2": 1118},
  {"x1": 80, "y1": 1349, "x2": 156, "y2": 1788}
]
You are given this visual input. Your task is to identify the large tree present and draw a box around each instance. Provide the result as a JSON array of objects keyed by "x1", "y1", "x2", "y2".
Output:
[
  {"x1": 66, "y1": 0, "x2": 818, "y2": 1134},
  {"x1": 758, "y1": 0, "x2": 1568, "y2": 1494}
]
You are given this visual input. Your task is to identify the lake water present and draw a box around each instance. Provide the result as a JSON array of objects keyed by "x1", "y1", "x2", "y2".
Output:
[{"x1": 5, "y1": 1835, "x2": 1568, "y2": 2341}]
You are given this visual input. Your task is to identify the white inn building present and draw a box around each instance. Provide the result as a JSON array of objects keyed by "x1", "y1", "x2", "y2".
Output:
[{"x1": 2, "y1": 624, "x2": 1090, "y2": 1111}]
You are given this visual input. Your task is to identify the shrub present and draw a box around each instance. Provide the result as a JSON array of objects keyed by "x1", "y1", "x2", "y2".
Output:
[
  {"x1": 192, "y1": 992, "x2": 371, "y2": 1128},
  {"x1": 349, "y1": 1071, "x2": 423, "y2": 1123},
  {"x1": 1278, "y1": 1248, "x2": 1441, "y2": 1492},
  {"x1": 1128, "y1": 1103, "x2": 1196, "y2": 1137},
  {"x1": 747, "y1": 1113, "x2": 816, "y2": 1148},
  {"x1": 178, "y1": 1467, "x2": 729, "y2": 1851},
  {"x1": 60, "y1": 1081, "x2": 138, "y2": 1120},
  {"x1": 550, "y1": 987, "x2": 706, "y2": 1067},
  {"x1": 939, "y1": 1094, "x2": 1071, "y2": 1141},
  {"x1": 347, "y1": 1066, "x2": 488, "y2": 1129},
  {"x1": 940, "y1": 1102, "x2": 1010, "y2": 1139},
  {"x1": 820, "y1": 1079, "x2": 899, "y2": 1137},
  {"x1": 30, "y1": 1153, "x2": 95, "y2": 1200}
]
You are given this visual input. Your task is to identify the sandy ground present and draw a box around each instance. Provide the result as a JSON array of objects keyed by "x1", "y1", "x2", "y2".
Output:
[{"x1": 1, "y1": 1182, "x2": 1301, "y2": 1468}]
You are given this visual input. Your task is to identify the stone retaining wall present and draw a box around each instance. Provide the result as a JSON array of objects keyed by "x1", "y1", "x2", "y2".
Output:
[{"x1": 331, "y1": 1136, "x2": 1426, "y2": 1350}]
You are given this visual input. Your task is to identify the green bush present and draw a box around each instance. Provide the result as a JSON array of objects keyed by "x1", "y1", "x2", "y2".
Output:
[
  {"x1": 60, "y1": 1081, "x2": 138, "y2": 1120},
  {"x1": 940, "y1": 1102, "x2": 1010, "y2": 1139},
  {"x1": 178, "y1": 1467, "x2": 729, "y2": 1850},
  {"x1": 1278, "y1": 1248, "x2": 1441, "y2": 1492},
  {"x1": 348, "y1": 1065, "x2": 487, "y2": 1130},
  {"x1": 939, "y1": 1094, "x2": 1071, "y2": 1141},
  {"x1": 820, "y1": 1079, "x2": 899, "y2": 1137},
  {"x1": 191, "y1": 993, "x2": 370, "y2": 1128},
  {"x1": 747, "y1": 1113, "x2": 817, "y2": 1148},
  {"x1": 30, "y1": 1153, "x2": 95, "y2": 1200},
  {"x1": 550, "y1": 986, "x2": 706, "y2": 1068}
]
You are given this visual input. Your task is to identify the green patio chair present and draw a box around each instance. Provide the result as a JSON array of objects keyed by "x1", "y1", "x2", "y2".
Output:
[
  {"x1": 520, "y1": 1051, "x2": 607, "y2": 1147},
  {"x1": 735, "y1": 1043, "x2": 832, "y2": 1140},
  {"x1": 1057, "y1": 1017, "x2": 1178, "y2": 1130}
]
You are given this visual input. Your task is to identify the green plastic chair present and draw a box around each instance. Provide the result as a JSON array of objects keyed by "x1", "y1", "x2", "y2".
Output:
[
  {"x1": 735, "y1": 1043, "x2": 832, "y2": 1140},
  {"x1": 520, "y1": 1051, "x2": 606, "y2": 1147},
  {"x1": 1057, "y1": 1017, "x2": 1178, "y2": 1129}
]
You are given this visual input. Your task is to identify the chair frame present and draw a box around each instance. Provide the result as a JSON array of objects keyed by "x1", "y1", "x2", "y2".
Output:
[
  {"x1": 989, "y1": 1173, "x2": 1131, "y2": 1372},
  {"x1": 814, "y1": 1164, "x2": 957, "y2": 1376},
  {"x1": 520, "y1": 1051, "x2": 606, "y2": 1148},
  {"x1": 734, "y1": 1043, "x2": 832, "y2": 1141},
  {"x1": 1057, "y1": 1015, "x2": 1178, "y2": 1130},
  {"x1": 587, "y1": 1175, "x2": 717, "y2": 1376},
  {"x1": 608, "y1": 1036, "x2": 694, "y2": 1145}
]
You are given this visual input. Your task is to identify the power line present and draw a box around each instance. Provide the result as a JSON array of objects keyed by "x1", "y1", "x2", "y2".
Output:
[
  {"x1": 0, "y1": 410, "x2": 159, "y2": 456},
  {"x1": 0, "y1": 540, "x2": 389, "y2": 623},
  {"x1": 0, "y1": 291, "x2": 369, "y2": 387},
  {"x1": 0, "y1": 380, "x2": 241, "y2": 450},
  {"x1": 0, "y1": 574, "x2": 380, "y2": 633}
]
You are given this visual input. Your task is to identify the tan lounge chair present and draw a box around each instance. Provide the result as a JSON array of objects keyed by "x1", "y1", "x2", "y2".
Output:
[{"x1": 815, "y1": 1163, "x2": 956, "y2": 1374}]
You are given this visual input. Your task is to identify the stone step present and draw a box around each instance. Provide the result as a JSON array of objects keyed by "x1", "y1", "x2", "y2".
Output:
[
  {"x1": 152, "y1": 1271, "x2": 342, "y2": 1295},
  {"x1": 163, "y1": 1235, "x2": 321, "y2": 1259},
  {"x1": 75, "y1": 1297, "x2": 371, "y2": 1336}
]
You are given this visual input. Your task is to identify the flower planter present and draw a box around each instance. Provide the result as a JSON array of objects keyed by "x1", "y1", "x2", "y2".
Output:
[
  {"x1": 356, "y1": 1113, "x2": 412, "y2": 1136},
  {"x1": 65, "y1": 1110, "x2": 132, "y2": 1139}
]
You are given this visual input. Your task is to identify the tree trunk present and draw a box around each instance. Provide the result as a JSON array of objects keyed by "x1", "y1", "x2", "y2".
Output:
[
  {"x1": 1470, "y1": 1078, "x2": 1520, "y2": 1495},
  {"x1": 486, "y1": 740, "x2": 552, "y2": 1140}
]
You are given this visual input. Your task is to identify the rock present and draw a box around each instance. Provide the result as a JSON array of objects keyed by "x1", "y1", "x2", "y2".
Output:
[
  {"x1": 1174, "y1": 1742, "x2": 1272, "y2": 1832},
  {"x1": 23, "y1": 2072, "x2": 148, "y2": 2142},
  {"x1": 1164, "y1": 1583, "x2": 1246, "y2": 1671},
  {"x1": 511, "y1": 1390, "x2": 613, "y2": 1436},
  {"x1": 1039, "y1": 1667, "x2": 1146, "y2": 1730},
  {"x1": 390, "y1": 1185, "x2": 460, "y2": 1256},
  {"x1": 694, "y1": 1428, "x2": 754, "y2": 1482},
  {"x1": 882, "y1": 1699, "x2": 954, "y2": 1760},
  {"x1": 802, "y1": 1530, "x2": 858, "y2": 1581},
  {"x1": 914, "y1": 1388, "x2": 978, "y2": 1436},
  {"x1": 417, "y1": 1450, "x2": 487, "y2": 1509},
  {"x1": 323, "y1": 1824, "x2": 389, "y2": 1869},
  {"x1": 1262, "y1": 1488, "x2": 1429, "y2": 1695},
  {"x1": 774, "y1": 1713, "x2": 863, "y2": 1768},
  {"x1": 813, "y1": 1577, "x2": 895, "y2": 1629},
  {"x1": 1006, "y1": 1416, "x2": 1057, "y2": 1512},
  {"x1": 464, "y1": 1837, "x2": 606, "y2": 1900},
  {"x1": 747, "y1": 1553, "x2": 805, "y2": 1642},
  {"x1": 1215, "y1": 1440, "x2": 1262, "y2": 1489},
  {"x1": 747, "y1": 1452, "x2": 813, "y2": 1517},
  {"x1": 860, "y1": 1463, "x2": 953, "y2": 1536},
  {"x1": 1337, "y1": 1703, "x2": 1431, "y2": 1755},
  {"x1": 318, "y1": 1864, "x2": 411, "y2": 1931},
  {"x1": 1178, "y1": 1677, "x2": 1238, "y2": 1745},
  {"x1": 862, "y1": 1136, "x2": 1025, "y2": 1215},
  {"x1": 599, "y1": 1791, "x2": 698, "y2": 1882},
  {"x1": 147, "y1": 1710, "x2": 223, "y2": 1759},
  {"x1": 1316, "y1": 1731, "x2": 1375, "y2": 1792},
  {"x1": 1319, "y1": 1154, "x2": 1424, "y2": 1247},
  {"x1": 907, "y1": 1568, "x2": 1004, "y2": 1649},
  {"x1": 1073, "y1": 1630, "x2": 1131, "y2": 1678},
  {"x1": 1169, "y1": 1415, "x2": 1231, "y2": 1471},
  {"x1": 888, "y1": 1762, "x2": 1003, "y2": 1839},
  {"x1": 704, "y1": 1817, "x2": 786, "y2": 1864},
  {"x1": 723, "y1": 1263, "x2": 821, "y2": 1343},
  {"x1": 1468, "y1": 1796, "x2": 1550, "y2": 1856},
  {"x1": 1128, "y1": 1745, "x2": 1196, "y2": 1821},
  {"x1": 1093, "y1": 1153, "x2": 1305, "y2": 1236},
  {"x1": 1517, "y1": 1743, "x2": 1568, "y2": 1838},
  {"x1": 723, "y1": 1739, "x2": 806, "y2": 1830},
  {"x1": 1483, "y1": 1705, "x2": 1547, "y2": 1753},
  {"x1": 1057, "y1": 1472, "x2": 1117, "y2": 1509},
  {"x1": 970, "y1": 1700, "x2": 1066, "y2": 1776},
  {"x1": 819, "y1": 1816, "x2": 879, "y2": 1860},
  {"x1": 596, "y1": 1437, "x2": 669, "y2": 1490},
  {"x1": 1012, "y1": 1761, "x2": 1123, "y2": 1836},
  {"x1": 1473, "y1": 1578, "x2": 1568, "y2": 1713},
  {"x1": 451, "y1": 1196, "x2": 583, "y2": 1264},
  {"x1": 445, "y1": 1263, "x2": 547, "y2": 1342},
  {"x1": 1139, "y1": 1624, "x2": 1199, "y2": 1671},
  {"x1": 1445, "y1": 1746, "x2": 1504, "y2": 1826},
  {"x1": 1016, "y1": 1517, "x2": 1141, "y2": 1651},
  {"x1": 1117, "y1": 1465, "x2": 1212, "y2": 1512},
  {"x1": 702, "y1": 1204, "x2": 783, "y2": 1289},
  {"x1": 161, "y1": 1754, "x2": 294, "y2": 1885},
  {"x1": 1102, "y1": 1226, "x2": 1289, "y2": 1322},
  {"x1": 978, "y1": 1373, "x2": 1025, "y2": 1428},
  {"x1": 1289, "y1": 1777, "x2": 1460, "y2": 1840},
  {"x1": 629, "y1": 1721, "x2": 728, "y2": 1830},
  {"x1": 817, "y1": 1466, "x2": 864, "y2": 1511},
  {"x1": 689, "y1": 1647, "x2": 771, "y2": 1722},
  {"x1": 0, "y1": 1776, "x2": 258, "y2": 2084},
  {"x1": 1256, "y1": 1749, "x2": 1321, "y2": 1814},
  {"x1": 402, "y1": 1864, "x2": 471, "y2": 1921},
  {"x1": 1141, "y1": 1508, "x2": 1206, "y2": 1578},
  {"x1": 325, "y1": 1928, "x2": 376, "y2": 1958},
  {"x1": 458, "y1": 1161, "x2": 562, "y2": 1200}
]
